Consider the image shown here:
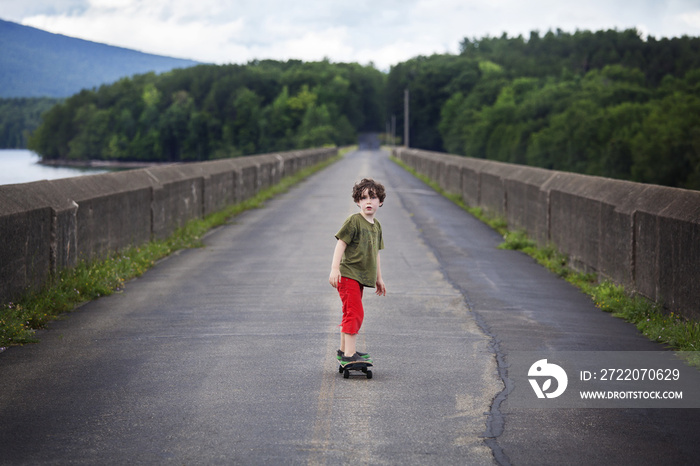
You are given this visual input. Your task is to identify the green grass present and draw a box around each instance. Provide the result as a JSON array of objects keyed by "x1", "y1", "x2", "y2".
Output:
[
  {"x1": 391, "y1": 156, "x2": 700, "y2": 357},
  {"x1": 0, "y1": 152, "x2": 344, "y2": 348}
]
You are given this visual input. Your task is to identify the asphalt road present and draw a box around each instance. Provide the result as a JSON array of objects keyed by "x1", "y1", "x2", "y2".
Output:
[{"x1": 1, "y1": 149, "x2": 698, "y2": 465}]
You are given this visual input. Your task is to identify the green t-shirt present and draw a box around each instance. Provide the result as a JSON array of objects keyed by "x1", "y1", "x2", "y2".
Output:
[{"x1": 335, "y1": 213, "x2": 384, "y2": 288}]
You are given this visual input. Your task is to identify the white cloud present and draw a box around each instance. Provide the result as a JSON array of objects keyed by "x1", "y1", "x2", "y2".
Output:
[
  {"x1": 6, "y1": 0, "x2": 700, "y2": 69},
  {"x1": 678, "y1": 10, "x2": 700, "y2": 32}
]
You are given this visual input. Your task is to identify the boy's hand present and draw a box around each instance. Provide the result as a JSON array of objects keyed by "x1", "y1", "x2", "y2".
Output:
[
  {"x1": 375, "y1": 279, "x2": 386, "y2": 296},
  {"x1": 329, "y1": 269, "x2": 341, "y2": 288}
]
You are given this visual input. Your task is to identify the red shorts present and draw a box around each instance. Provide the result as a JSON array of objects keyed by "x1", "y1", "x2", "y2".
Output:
[{"x1": 337, "y1": 277, "x2": 364, "y2": 334}]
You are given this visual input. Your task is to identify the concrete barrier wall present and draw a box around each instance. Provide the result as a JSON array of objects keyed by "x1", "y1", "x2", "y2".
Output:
[
  {"x1": 393, "y1": 147, "x2": 700, "y2": 320},
  {"x1": 0, "y1": 148, "x2": 336, "y2": 304}
]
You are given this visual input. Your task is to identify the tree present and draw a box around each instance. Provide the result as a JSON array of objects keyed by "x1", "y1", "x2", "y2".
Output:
[{"x1": 631, "y1": 93, "x2": 700, "y2": 189}]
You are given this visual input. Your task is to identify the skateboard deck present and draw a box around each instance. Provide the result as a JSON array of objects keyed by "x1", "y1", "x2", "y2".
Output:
[{"x1": 338, "y1": 361, "x2": 373, "y2": 379}]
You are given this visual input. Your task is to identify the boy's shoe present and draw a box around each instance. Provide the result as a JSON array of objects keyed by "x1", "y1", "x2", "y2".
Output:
[
  {"x1": 337, "y1": 349, "x2": 371, "y2": 361},
  {"x1": 340, "y1": 352, "x2": 368, "y2": 365}
]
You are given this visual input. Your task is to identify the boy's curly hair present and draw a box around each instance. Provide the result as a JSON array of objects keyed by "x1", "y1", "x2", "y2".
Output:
[{"x1": 352, "y1": 178, "x2": 386, "y2": 204}]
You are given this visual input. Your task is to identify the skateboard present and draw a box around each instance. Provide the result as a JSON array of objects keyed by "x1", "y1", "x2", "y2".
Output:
[{"x1": 338, "y1": 360, "x2": 373, "y2": 379}]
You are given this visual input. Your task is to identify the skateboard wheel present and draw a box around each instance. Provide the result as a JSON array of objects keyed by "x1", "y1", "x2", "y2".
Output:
[
  {"x1": 366, "y1": 370, "x2": 373, "y2": 379},
  {"x1": 343, "y1": 369, "x2": 350, "y2": 379},
  {"x1": 338, "y1": 365, "x2": 344, "y2": 373}
]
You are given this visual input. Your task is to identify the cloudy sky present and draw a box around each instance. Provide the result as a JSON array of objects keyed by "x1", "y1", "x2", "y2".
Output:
[{"x1": 3, "y1": 0, "x2": 700, "y2": 69}]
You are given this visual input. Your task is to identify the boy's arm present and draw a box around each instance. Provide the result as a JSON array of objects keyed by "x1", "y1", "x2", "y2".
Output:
[
  {"x1": 375, "y1": 252, "x2": 386, "y2": 296},
  {"x1": 329, "y1": 239, "x2": 347, "y2": 288}
]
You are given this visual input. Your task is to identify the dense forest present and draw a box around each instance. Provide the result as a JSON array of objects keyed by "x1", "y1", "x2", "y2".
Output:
[
  {"x1": 0, "y1": 98, "x2": 61, "y2": 147},
  {"x1": 28, "y1": 60, "x2": 385, "y2": 161},
  {"x1": 387, "y1": 29, "x2": 700, "y2": 190},
  {"x1": 20, "y1": 28, "x2": 700, "y2": 189}
]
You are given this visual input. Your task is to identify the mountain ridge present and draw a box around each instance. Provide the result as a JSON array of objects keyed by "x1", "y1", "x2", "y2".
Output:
[{"x1": 0, "y1": 18, "x2": 201, "y2": 98}]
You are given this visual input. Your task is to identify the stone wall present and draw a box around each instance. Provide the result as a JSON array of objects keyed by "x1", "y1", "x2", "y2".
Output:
[
  {"x1": 0, "y1": 148, "x2": 336, "y2": 304},
  {"x1": 393, "y1": 147, "x2": 700, "y2": 320}
]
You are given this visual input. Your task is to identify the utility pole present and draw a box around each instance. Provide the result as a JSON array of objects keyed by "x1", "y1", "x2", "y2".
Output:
[
  {"x1": 404, "y1": 89, "x2": 410, "y2": 148},
  {"x1": 391, "y1": 114, "x2": 396, "y2": 149}
]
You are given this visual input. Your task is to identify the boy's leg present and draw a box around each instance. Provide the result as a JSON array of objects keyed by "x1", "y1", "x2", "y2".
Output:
[
  {"x1": 338, "y1": 334, "x2": 371, "y2": 360},
  {"x1": 343, "y1": 333, "x2": 357, "y2": 358},
  {"x1": 337, "y1": 277, "x2": 364, "y2": 357}
]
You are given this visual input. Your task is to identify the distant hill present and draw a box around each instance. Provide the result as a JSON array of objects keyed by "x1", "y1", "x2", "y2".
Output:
[{"x1": 0, "y1": 18, "x2": 201, "y2": 98}]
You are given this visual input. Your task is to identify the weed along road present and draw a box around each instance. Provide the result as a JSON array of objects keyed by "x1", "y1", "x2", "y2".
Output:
[{"x1": 0, "y1": 149, "x2": 699, "y2": 464}]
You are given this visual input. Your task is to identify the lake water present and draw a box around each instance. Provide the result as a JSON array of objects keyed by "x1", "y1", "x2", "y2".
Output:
[{"x1": 0, "y1": 149, "x2": 111, "y2": 186}]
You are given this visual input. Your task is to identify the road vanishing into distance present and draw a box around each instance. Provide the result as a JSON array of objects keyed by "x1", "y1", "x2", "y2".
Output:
[{"x1": 1, "y1": 149, "x2": 699, "y2": 464}]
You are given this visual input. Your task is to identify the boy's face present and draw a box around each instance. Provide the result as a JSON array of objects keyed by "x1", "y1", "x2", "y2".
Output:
[{"x1": 357, "y1": 188, "x2": 381, "y2": 218}]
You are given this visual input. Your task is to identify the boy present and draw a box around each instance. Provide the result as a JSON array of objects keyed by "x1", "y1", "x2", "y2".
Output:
[{"x1": 329, "y1": 178, "x2": 387, "y2": 365}]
